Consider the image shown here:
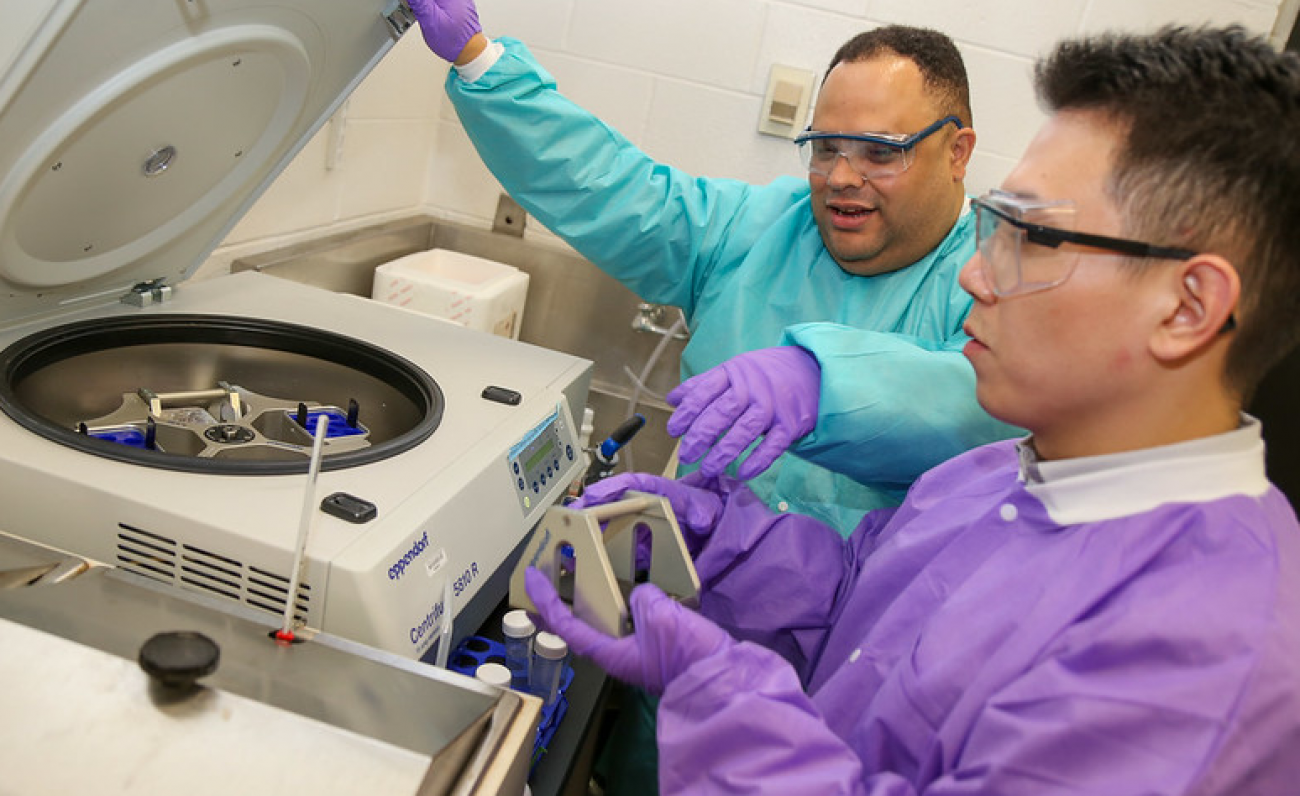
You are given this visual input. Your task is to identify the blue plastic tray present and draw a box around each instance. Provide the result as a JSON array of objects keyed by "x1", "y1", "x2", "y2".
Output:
[{"x1": 450, "y1": 635, "x2": 574, "y2": 772}]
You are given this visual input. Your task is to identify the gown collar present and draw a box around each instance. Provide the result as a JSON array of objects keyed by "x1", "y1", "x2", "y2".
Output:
[{"x1": 1016, "y1": 414, "x2": 1269, "y2": 524}]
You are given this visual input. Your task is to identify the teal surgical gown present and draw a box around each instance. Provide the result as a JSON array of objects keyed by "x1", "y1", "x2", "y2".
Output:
[{"x1": 446, "y1": 38, "x2": 1018, "y2": 536}]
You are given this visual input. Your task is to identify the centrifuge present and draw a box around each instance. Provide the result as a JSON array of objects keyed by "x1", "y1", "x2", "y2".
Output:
[{"x1": 0, "y1": 0, "x2": 591, "y2": 661}]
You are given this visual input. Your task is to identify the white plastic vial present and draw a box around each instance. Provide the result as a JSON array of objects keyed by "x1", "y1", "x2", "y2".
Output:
[
  {"x1": 502, "y1": 609, "x2": 535, "y2": 689},
  {"x1": 531, "y1": 631, "x2": 568, "y2": 707},
  {"x1": 475, "y1": 662, "x2": 512, "y2": 688}
]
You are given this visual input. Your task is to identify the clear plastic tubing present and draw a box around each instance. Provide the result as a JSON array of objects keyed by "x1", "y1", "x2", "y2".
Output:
[
  {"x1": 531, "y1": 631, "x2": 568, "y2": 707},
  {"x1": 502, "y1": 609, "x2": 535, "y2": 689}
]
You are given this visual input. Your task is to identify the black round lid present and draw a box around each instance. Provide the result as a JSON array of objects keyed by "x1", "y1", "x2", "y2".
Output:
[{"x1": 138, "y1": 630, "x2": 221, "y2": 690}]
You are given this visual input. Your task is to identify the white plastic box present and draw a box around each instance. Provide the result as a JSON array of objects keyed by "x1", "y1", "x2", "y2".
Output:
[{"x1": 371, "y1": 249, "x2": 529, "y2": 339}]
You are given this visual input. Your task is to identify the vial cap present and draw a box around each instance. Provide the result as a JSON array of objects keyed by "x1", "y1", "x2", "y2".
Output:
[
  {"x1": 502, "y1": 609, "x2": 535, "y2": 638},
  {"x1": 475, "y1": 662, "x2": 512, "y2": 687},
  {"x1": 534, "y1": 630, "x2": 568, "y2": 660}
]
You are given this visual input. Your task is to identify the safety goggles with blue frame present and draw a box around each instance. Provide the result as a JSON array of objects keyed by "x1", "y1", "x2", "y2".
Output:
[{"x1": 795, "y1": 115, "x2": 963, "y2": 180}]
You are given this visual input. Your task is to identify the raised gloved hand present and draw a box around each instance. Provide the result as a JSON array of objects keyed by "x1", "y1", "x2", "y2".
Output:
[
  {"x1": 573, "y1": 472, "x2": 723, "y2": 538},
  {"x1": 406, "y1": 0, "x2": 482, "y2": 63},
  {"x1": 525, "y1": 567, "x2": 735, "y2": 695},
  {"x1": 667, "y1": 346, "x2": 821, "y2": 480}
]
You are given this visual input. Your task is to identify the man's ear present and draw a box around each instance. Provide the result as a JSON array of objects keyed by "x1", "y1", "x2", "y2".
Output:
[
  {"x1": 949, "y1": 127, "x2": 976, "y2": 181},
  {"x1": 1150, "y1": 254, "x2": 1239, "y2": 362}
]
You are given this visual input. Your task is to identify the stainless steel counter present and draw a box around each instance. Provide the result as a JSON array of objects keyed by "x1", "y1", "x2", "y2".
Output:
[{"x1": 0, "y1": 532, "x2": 541, "y2": 796}]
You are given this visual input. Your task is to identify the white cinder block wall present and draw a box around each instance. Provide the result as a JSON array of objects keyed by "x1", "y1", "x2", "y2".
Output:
[{"x1": 203, "y1": 0, "x2": 1296, "y2": 274}]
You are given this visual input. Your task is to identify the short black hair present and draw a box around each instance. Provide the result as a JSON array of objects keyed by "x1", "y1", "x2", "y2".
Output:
[
  {"x1": 827, "y1": 25, "x2": 972, "y2": 127},
  {"x1": 1036, "y1": 25, "x2": 1300, "y2": 398}
]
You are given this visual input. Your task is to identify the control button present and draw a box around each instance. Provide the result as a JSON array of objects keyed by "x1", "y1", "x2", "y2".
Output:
[
  {"x1": 481, "y1": 385, "x2": 522, "y2": 405},
  {"x1": 321, "y1": 492, "x2": 377, "y2": 524}
]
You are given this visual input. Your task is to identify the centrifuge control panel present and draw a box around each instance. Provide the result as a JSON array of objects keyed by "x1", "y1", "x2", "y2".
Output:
[{"x1": 508, "y1": 405, "x2": 578, "y2": 514}]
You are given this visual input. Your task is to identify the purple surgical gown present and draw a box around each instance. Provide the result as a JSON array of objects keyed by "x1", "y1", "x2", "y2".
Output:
[{"x1": 657, "y1": 428, "x2": 1300, "y2": 795}]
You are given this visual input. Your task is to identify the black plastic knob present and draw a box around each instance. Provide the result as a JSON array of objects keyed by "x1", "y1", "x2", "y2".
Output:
[{"x1": 138, "y1": 630, "x2": 220, "y2": 690}]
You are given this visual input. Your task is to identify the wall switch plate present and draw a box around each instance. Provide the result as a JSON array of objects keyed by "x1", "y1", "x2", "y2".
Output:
[
  {"x1": 492, "y1": 193, "x2": 527, "y2": 237},
  {"x1": 758, "y1": 64, "x2": 816, "y2": 139}
]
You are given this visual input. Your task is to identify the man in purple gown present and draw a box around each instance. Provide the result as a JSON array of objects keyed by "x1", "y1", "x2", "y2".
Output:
[{"x1": 528, "y1": 25, "x2": 1300, "y2": 795}]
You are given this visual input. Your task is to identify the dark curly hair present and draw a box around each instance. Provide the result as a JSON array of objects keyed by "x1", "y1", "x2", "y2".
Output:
[{"x1": 827, "y1": 26, "x2": 972, "y2": 127}]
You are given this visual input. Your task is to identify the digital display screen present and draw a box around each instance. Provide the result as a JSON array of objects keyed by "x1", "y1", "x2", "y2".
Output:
[{"x1": 525, "y1": 438, "x2": 555, "y2": 472}]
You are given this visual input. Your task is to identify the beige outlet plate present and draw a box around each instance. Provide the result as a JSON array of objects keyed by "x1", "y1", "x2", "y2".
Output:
[{"x1": 758, "y1": 64, "x2": 816, "y2": 139}]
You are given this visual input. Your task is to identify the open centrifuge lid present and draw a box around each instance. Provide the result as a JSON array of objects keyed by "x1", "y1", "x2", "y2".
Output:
[{"x1": 0, "y1": 0, "x2": 414, "y2": 327}]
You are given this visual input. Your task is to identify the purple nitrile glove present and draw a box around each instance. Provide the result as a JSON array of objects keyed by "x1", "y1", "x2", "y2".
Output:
[
  {"x1": 572, "y1": 472, "x2": 723, "y2": 540},
  {"x1": 406, "y1": 0, "x2": 482, "y2": 63},
  {"x1": 524, "y1": 567, "x2": 735, "y2": 696},
  {"x1": 666, "y1": 346, "x2": 821, "y2": 480}
]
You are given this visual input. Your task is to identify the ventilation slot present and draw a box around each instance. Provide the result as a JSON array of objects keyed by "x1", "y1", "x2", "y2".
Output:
[
  {"x1": 181, "y1": 546, "x2": 244, "y2": 602},
  {"x1": 115, "y1": 525, "x2": 311, "y2": 623},
  {"x1": 116, "y1": 524, "x2": 177, "y2": 584},
  {"x1": 247, "y1": 565, "x2": 311, "y2": 623}
]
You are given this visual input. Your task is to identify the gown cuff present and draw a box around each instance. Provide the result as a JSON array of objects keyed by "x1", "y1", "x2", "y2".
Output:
[{"x1": 453, "y1": 37, "x2": 504, "y2": 83}]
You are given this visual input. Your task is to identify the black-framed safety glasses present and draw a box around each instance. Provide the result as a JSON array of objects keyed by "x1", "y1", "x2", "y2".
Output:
[
  {"x1": 971, "y1": 191, "x2": 1235, "y2": 331},
  {"x1": 972, "y1": 191, "x2": 1197, "y2": 297}
]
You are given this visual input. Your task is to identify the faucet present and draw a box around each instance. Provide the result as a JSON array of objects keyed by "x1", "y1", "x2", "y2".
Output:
[{"x1": 631, "y1": 303, "x2": 689, "y2": 340}]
